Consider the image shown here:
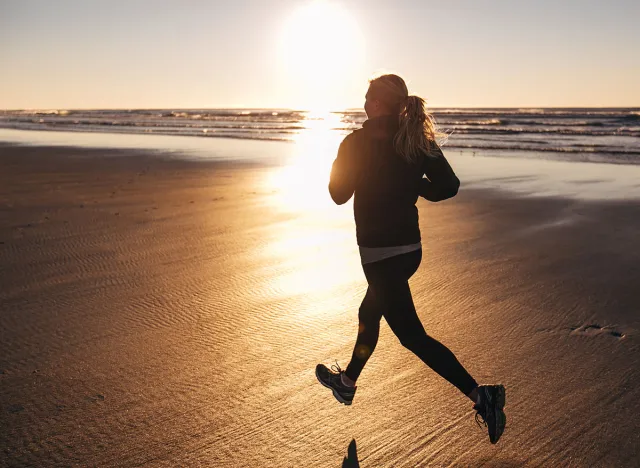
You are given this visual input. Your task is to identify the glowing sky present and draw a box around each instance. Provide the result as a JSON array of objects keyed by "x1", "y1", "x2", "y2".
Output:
[{"x1": 1, "y1": 0, "x2": 638, "y2": 109}]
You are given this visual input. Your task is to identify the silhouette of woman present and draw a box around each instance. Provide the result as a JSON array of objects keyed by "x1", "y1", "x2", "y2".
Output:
[{"x1": 316, "y1": 74, "x2": 506, "y2": 444}]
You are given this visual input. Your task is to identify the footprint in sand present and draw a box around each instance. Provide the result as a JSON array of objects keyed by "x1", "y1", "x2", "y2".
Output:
[
  {"x1": 7, "y1": 404, "x2": 25, "y2": 414},
  {"x1": 84, "y1": 394, "x2": 106, "y2": 403},
  {"x1": 570, "y1": 324, "x2": 625, "y2": 339}
]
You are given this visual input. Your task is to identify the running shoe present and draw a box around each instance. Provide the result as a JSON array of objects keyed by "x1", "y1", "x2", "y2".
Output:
[
  {"x1": 474, "y1": 384, "x2": 506, "y2": 444},
  {"x1": 315, "y1": 362, "x2": 356, "y2": 405}
]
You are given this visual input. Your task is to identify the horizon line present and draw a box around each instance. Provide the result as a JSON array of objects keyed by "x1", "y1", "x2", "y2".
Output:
[{"x1": 2, "y1": 106, "x2": 639, "y2": 112}]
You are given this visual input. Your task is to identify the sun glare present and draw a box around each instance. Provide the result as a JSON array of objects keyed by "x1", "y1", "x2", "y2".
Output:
[
  {"x1": 267, "y1": 111, "x2": 344, "y2": 212},
  {"x1": 278, "y1": 1, "x2": 365, "y2": 111}
]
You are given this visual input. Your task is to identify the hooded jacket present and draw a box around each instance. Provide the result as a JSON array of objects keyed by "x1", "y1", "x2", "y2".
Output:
[{"x1": 328, "y1": 114, "x2": 460, "y2": 248}]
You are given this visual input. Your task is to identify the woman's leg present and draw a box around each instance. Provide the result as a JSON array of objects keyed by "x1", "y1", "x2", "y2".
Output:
[
  {"x1": 365, "y1": 251, "x2": 478, "y2": 397},
  {"x1": 344, "y1": 286, "x2": 383, "y2": 383}
]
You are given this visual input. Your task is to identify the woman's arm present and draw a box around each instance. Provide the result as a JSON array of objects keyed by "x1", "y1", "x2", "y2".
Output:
[
  {"x1": 328, "y1": 135, "x2": 357, "y2": 205},
  {"x1": 419, "y1": 145, "x2": 460, "y2": 202}
]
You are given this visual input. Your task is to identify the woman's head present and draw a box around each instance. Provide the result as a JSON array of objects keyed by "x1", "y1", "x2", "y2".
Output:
[
  {"x1": 365, "y1": 74, "x2": 408, "y2": 118},
  {"x1": 365, "y1": 74, "x2": 444, "y2": 164}
]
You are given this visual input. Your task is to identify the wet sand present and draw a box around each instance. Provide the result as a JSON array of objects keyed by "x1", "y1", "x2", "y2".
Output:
[{"x1": 1, "y1": 144, "x2": 639, "y2": 466}]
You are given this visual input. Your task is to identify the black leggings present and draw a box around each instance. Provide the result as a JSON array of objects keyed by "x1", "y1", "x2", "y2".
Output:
[{"x1": 344, "y1": 249, "x2": 478, "y2": 396}]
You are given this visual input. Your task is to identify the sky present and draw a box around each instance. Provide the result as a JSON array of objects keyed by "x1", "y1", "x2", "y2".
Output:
[{"x1": 1, "y1": 0, "x2": 639, "y2": 109}]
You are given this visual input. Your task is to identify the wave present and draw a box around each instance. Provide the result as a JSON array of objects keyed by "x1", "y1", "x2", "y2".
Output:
[
  {"x1": 2, "y1": 108, "x2": 638, "y2": 165},
  {"x1": 0, "y1": 122, "x2": 296, "y2": 142},
  {"x1": 15, "y1": 109, "x2": 71, "y2": 116},
  {"x1": 446, "y1": 127, "x2": 640, "y2": 137},
  {"x1": 12, "y1": 122, "x2": 637, "y2": 138},
  {"x1": 443, "y1": 119, "x2": 504, "y2": 126},
  {"x1": 5, "y1": 116, "x2": 638, "y2": 137},
  {"x1": 619, "y1": 113, "x2": 640, "y2": 122},
  {"x1": 445, "y1": 143, "x2": 640, "y2": 160},
  {"x1": 440, "y1": 119, "x2": 611, "y2": 127},
  {"x1": 4, "y1": 118, "x2": 306, "y2": 131},
  {"x1": 447, "y1": 141, "x2": 640, "y2": 154}
]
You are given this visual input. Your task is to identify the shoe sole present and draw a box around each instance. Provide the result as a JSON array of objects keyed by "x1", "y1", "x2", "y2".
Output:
[
  {"x1": 491, "y1": 385, "x2": 507, "y2": 444},
  {"x1": 315, "y1": 368, "x2": 353, "y2": 406}
]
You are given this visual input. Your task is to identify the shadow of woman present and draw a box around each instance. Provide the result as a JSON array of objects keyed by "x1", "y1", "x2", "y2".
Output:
[{"x1": 342, "y1": 439, "x2": 360, "y2": 468}]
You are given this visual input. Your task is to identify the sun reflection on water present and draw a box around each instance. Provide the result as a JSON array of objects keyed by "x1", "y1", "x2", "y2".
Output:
[{"x1": 266, "y1": 111, "x2": 349, "y2": 213}]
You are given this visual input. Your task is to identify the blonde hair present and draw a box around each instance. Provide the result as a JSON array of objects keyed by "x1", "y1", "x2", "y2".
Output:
[{"x1": 368, "y1": 74, "x2": 447, "y2": 165}]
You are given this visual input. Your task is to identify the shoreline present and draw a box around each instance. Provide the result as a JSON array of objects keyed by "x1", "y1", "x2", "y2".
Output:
[
  {"x1": 3, "y1": 128, "x2": 640, "y2": 202},
  {"x1": 2, "y1": 122, "x2": 640, "y2": 168}
]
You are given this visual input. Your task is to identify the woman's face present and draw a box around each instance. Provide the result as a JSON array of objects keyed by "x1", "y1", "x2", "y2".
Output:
[{"x1": 364, "y1": 89, "x2": 383, "y2": 119}]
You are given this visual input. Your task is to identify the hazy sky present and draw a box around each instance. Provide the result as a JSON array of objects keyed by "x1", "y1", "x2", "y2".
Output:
[{"x1": 1, "y1": 0, "x2": 638, "y2": 109}]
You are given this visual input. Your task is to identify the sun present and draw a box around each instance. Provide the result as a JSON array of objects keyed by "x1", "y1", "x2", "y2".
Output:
[{"x1": 278, "y1": 1, "x2": 365, "y2": 111}]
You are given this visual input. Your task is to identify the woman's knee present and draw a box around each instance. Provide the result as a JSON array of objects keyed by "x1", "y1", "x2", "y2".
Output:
[{"x1": 397, "y1": 329, "x2": 431, "y2": 354}]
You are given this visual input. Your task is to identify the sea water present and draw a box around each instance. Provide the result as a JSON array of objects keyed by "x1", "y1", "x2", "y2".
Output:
[{"x1": 1, "y1": 108, "x2": 638, "y2": 165}]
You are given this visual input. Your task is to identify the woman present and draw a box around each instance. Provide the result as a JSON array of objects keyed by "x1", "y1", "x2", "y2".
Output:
[{"x1": 315, "y1": 74, "x2": 506, "y2": 444}]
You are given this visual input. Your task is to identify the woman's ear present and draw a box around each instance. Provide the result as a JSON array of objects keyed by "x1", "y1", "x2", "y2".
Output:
[{"x1": 369, "y1": 99, "x2": 382, "y2": 117}]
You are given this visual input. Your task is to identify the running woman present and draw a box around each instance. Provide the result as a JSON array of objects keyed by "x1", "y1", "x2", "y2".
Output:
[{"x1": 316, "y1": 74, "x2": 506, "y2": 444}]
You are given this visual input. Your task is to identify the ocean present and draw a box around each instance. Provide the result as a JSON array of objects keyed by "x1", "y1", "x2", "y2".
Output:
[{"x1": 1, "y1": 108, "x2": 638, "y2": 165}]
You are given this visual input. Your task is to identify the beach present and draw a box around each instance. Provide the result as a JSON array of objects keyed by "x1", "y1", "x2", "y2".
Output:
[{"x1": 1, "y1": 138, "x2": 640, "y2": 467}]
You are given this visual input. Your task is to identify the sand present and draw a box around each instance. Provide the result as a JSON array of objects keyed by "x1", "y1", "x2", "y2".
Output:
[{"x1": 1, "y1": 142, "x2": 639, "y2": 467}]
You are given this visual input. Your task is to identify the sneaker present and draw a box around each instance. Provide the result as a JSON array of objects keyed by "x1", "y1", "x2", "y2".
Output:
[
  {"x1": 474, "y1": 384, "x2": 506, "y2": 444},
  {"x1": 315, "y1": 362, "x2": 356, "y2": 405}
]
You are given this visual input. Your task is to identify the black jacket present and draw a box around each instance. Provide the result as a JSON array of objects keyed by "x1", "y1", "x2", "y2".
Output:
[{"x1": 329, "y1": 115, "x2": 460, "y2": 248}]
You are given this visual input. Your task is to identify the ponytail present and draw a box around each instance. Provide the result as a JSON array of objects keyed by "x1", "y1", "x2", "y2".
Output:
[
  {"x1": 368, "y1": 74, "x2": 448, "y2": 165},
  {"x1": 394, "y1": 95, "x2": 447, "y2": 165}
]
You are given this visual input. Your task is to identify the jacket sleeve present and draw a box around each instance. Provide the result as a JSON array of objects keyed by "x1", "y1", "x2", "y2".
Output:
[
  {"x1": 418, "y1": 145, "x2": 460, "y2": 202},
  {"x1": 328, "y1": 136, "x2": 357, "y2": 205}
]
